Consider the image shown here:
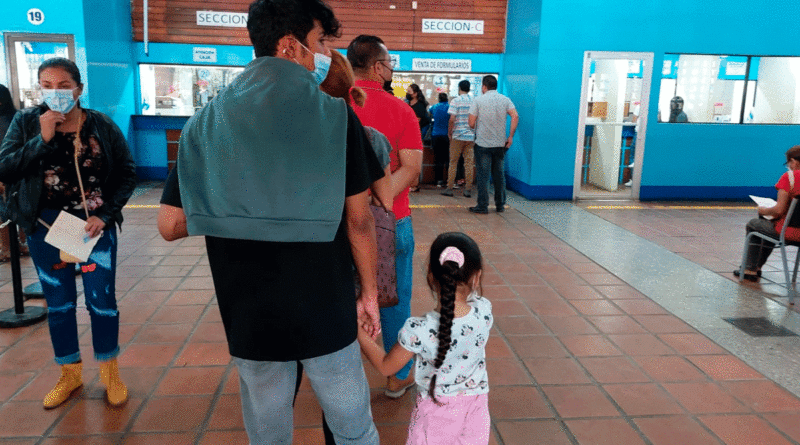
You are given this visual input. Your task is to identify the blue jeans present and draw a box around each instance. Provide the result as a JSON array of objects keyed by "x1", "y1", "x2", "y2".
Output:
[
  {"x1": 474, "y1": 144, "x2": 507, "y2": 210},
  {"x1": 380, "y1": 215, "x2": 413, "y2": 380},
  {"x1": 234, "y1": 341, "x2": 378, "y2": 444},
  {"x1": 27, "y1": 209, "x2": 120, "y2": 364}
]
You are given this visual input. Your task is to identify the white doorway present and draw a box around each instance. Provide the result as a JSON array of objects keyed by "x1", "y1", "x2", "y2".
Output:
[
  {"x1": 4, "y1": 33, "x2": 75, "y2": 110},
  {"x1": 574, "y1": 51, "x2": 653, "y2": 200}
]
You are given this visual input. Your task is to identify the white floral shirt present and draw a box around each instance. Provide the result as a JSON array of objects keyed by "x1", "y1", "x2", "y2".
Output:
[{"x1": 398, "y1": 292, "x2": 492, "y2": 398}]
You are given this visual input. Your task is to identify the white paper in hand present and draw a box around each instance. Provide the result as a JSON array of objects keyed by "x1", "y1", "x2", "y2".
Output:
[
  {"x1": 749, "y1": 195, "x2": 777, "y2": 220},
  {"x1": 43, "y1": 211, "x2": 101, "y2": 262}
]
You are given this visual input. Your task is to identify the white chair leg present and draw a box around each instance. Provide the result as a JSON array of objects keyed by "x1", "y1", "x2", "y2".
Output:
[
  {"x1": 739, "y1": 233, "x2": 756, "y2": 282},
  {"x1": 780, "y1": 245, "x2": 796, "y2": 305}
]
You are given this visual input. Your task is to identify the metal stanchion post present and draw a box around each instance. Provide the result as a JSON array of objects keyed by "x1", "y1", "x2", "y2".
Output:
[{"x1": 0, "y1": 222, "x2": 47, "y2": 328}]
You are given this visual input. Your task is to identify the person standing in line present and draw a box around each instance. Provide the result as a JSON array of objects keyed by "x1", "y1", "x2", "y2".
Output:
[
  {"x1": 441, "y1": 80, "x2": 476, "y2": 198},
  {"x1": 468, "y1": 75, "x2": 519, "y2": 214},
  {"x1": 429, "y1": 92, "x2": 450, "y2": 188},
  {"x1": 357, "y1": 232, "x2": 493, "y2": 444},
  {"x1": 0, "y1": 58, "x2": 137, "y2": 409},
  {"x1": 0, "y1": 84, "x2": 29, "y2": 261},
  {"x1": 162, "y1": 1, "x2": 384, "y2": 443},
  {"x1": 406, "y1": 83, "x2": 431, "y2": 138},
  {"x1": 348, "y1": 34, "x2": 424, "y2": 398}
]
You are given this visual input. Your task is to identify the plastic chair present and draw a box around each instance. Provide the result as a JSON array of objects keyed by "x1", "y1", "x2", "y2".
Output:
[{"x1": 739, "y1": 197, "x2": 800, "y2": 305}]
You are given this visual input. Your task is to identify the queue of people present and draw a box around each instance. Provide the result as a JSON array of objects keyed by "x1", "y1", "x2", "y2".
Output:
[{"x1": 0, "y1": 0, "x2": 511, "y2": 442}]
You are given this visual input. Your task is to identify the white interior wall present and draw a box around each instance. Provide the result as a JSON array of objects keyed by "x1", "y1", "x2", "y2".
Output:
[
  {"x1": 589, "y1": 59, "x2": 626, "y2": 191},
  {"x1": 676, "y1": 55, "x2": 720, "y2": 123},
  {"x1": 753, "y1": 58, "x2": 797, "y2": 123}
]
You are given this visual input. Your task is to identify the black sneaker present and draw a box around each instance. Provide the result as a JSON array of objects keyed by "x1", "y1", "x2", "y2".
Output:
[
  {"x1": 463, "y1": 189, "x2": 471, "y2": 198},
  {"x1": 469, "y1": 206, "x2": 488, "y2": 214},
  {"x1": 441, "y1": 189, "x2": 454, "y2": 197},
  {"x1": 496, "y1": 205, "x2": 505, "y2": 213}
]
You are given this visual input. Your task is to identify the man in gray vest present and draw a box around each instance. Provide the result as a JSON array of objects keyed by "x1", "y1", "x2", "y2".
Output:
[
  {"x1": 468, "y1": 75, "x2": 519, "y2": 214},
  {"x1": 162, "y1": 0, "x2": 383, "y2": 443}
]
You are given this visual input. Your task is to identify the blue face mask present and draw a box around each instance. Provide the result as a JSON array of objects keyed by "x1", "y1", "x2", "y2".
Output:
[
  {"x1": 296, "y1": 41, "x2": 331, "y2": 85},
  {"x1": 42, "y1": 88, "x2": 78, "y2": 113}
]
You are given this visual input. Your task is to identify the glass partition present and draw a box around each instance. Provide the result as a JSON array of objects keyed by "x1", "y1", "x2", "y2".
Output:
[
  {"x1": 658, "y1": 53, "x2": 800, "y2": 124},
  {"x1": 138, "y1": 64, "x2": 245, "y2": 116},
  {"x1": 388, "y1": 72, "x2": 497, "y2": 103}
]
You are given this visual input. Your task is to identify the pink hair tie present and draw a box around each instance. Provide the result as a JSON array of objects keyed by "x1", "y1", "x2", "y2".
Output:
[{"x1": 439, "y1": 246, "x2": 465, "y2": 268}]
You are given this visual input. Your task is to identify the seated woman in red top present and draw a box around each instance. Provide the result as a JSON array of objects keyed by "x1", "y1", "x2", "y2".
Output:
[{"x1": 738, "y1": 145, "x2": 800, "y2": 281}]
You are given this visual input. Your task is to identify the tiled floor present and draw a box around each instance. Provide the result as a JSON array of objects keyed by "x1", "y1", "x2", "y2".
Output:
[{"x1": 0, "y1": 184, "x2": 798, "y2": 444}]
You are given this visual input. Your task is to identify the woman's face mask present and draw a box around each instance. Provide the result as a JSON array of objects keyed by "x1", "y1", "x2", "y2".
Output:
[{"x1": 42, "y1": 88, "x2": 78, "y2": 114}]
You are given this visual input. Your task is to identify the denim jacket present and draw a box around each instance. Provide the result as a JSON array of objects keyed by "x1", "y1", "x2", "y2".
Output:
[{"x1": 0, "y1": 106, "x2": 137, "y2": 233}]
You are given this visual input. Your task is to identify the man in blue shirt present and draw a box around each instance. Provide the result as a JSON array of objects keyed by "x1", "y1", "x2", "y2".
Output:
[{"x1": 429, "y1": 92, "x2": 450, "y2": 187}]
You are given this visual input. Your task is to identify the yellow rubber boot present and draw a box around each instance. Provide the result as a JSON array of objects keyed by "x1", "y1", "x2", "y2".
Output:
[
  {"x1": 43, "y1": 362, "x2": 83, "y2": 409},
  {"x1": 99, "y1": 358, "x2": 128, "y2": 406}
]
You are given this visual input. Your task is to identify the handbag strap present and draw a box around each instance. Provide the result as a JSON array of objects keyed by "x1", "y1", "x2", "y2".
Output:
[{"x1": 72, "y1": 110, "x2": 90, "y2": 220}]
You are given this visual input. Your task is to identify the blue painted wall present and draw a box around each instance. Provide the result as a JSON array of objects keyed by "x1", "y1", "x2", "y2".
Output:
[
  {"x1": 0, "y1": 2, "x2": 89, "y2": 106},
  {"x1": 504, "y1": 0, "x2": 800, "y2": 200},
  {"x1": 83, "y1": 0, "x2": 135, "y2": 139}
]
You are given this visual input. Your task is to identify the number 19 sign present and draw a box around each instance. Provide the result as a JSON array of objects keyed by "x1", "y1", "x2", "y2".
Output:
[{"x1": 28, "y1": 8, "x2": 45, "y2": 25}]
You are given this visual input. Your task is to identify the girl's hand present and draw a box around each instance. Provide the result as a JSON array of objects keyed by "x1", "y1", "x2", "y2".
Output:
[
  {"x1": 84, "y1": 216, "x2": 106, "y2": 238},
  {"x1": 39, "y1": 111, "x2": 65, "y2": 144}
]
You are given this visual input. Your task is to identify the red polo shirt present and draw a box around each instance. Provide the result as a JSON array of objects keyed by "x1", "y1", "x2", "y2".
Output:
[{"x1": 353, "y1": 79, "x2": 423, "y2": 220}]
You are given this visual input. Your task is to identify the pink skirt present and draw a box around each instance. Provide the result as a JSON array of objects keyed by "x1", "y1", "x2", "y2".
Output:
[{"x1": 406, "y1": 393, "x2": 490, "y2": 445}]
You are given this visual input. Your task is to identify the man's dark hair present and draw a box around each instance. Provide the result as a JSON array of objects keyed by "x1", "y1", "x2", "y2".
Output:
[
  {"x1": 346, "y1": 35, "x2": 386, "y2": 72},
  {"x1": 438, "y1": 93, "x2": 448, "y2": 103},
  {"x1": 247, "y1": 0, "x2": 341, "y2": 58},
  {"x1": 458, "y1": 80, "x2": 470, "y2": 93},
  {"x1": 482, "y1": 75, "x2": 497, "y2": 90}
]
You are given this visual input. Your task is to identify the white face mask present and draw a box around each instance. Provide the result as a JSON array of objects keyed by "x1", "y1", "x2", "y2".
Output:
[
  {"x1": 42, "y1": 88, "x2": 78, "y2": 114},
  {"x1": 295, "y1": 41, "x2": 331, "y2": 85}
]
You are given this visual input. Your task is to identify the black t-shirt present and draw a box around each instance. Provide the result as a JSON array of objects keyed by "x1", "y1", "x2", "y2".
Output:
[
  {"x1": 410, "y1": 101, "x2": 430, "y2": 130},
  {"x1": 160, "y1": 106, "x2": 384, "y2": 361}
]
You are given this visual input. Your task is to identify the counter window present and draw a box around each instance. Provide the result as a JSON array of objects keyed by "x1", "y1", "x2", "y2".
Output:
[
  {"x1": 659, "y1": 54, "x2": 800, "y2": 124},
  {"x1": 388, "y1": 72, "x2": 497, "y2": 104},
  {"x1": 139, "y1": 63, "x2": 244, "y2": 116}
]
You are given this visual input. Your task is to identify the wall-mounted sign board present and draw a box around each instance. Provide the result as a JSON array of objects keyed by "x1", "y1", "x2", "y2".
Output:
[
  {"x1": 421, "y1": 19, "x2": 484, "y2": 35},
  {"x1": 193, "y1": 47, "x2": 217, "y2": 63},
  {"x1": 412, "y1": 58, "x2": 472, "y2": 72}
]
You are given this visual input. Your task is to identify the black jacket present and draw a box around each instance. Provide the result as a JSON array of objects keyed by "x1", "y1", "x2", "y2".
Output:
[{"x1": 0, "y1": 106, "x2": 137, "y2": 233}]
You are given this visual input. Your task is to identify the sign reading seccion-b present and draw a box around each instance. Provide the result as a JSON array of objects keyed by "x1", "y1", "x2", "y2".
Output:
[
  {"x1": 197, "y1": 10, "x2": 248, "y2": 28},
  {"x1": 412, "y1": 59, "x2": 472, "y2": 72},
  {"x1": 421, "y1": 19, "x2": 484, "y2": 35}
]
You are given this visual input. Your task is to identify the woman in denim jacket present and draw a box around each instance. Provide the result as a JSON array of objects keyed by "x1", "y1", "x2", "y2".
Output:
[{"x1": 0, "y1": 58, "x2": 136, "y2": 409}]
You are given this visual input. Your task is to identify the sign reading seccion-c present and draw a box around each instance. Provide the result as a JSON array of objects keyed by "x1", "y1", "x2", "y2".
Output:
[{"x1": 421, "y1": 19, "x2": 484, "y2": 35}]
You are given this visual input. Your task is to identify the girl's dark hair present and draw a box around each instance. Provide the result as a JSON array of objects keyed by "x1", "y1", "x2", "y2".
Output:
[
  {"x1": 409, "y1": 83, "x2": 428, "y2": 107},
  {"x1": 37, "y1": 58, "x2": 82, "y2": 85},
  {"x1": 0, "y1": 84, "x2": 16, "y2": 118},
  {"x1": 786, "y1": 145, "x2": 800, "y2": 163},
  {"x1": 426, "y1": 232, "x2": 483, "y2": 403}
]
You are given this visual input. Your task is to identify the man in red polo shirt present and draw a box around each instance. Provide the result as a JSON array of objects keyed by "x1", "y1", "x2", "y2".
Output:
[{"x1": 347, "y1": 35, "x2": 423, "y2": 398}]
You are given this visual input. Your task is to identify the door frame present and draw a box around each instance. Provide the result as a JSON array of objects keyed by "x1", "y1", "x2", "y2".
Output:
[
  {"x1": 573, "y1": 51, "x2": 654, "y2": 200},
  {"x1": 4, "y1": 32, "x2": 75, "y2": 110}
]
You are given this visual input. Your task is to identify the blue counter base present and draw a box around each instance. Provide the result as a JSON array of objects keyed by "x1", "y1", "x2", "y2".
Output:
[
  {"x1": 506, "y1": 175, "x2": 573, "y2": 200},
  {"x1": 137, "y1": 166, "x2": 170, "y2": 181},
  {"x1": 639, "y1": 186, "x2": 775, "y2": 201}
]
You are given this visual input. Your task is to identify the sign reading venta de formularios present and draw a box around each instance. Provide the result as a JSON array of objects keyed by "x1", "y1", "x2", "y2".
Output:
[
  {"x1": 412, "y1": 58, "x2": 472, "y2": 72},
  {"x1": 421, "y1": 19, "x2": 484, "y2": 35},
  {"x1": 197, "y1": 10, "x2": 248, "y2": 28}
]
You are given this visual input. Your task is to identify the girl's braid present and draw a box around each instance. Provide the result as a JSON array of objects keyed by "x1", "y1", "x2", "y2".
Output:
[{"x1": 427, "y1": 262, "x2": 458, "y2": 404}]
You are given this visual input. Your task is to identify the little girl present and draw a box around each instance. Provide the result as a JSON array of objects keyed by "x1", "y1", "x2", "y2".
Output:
[{"x1": 357, "y1": 232, "x2": 493, "y2": 444}]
